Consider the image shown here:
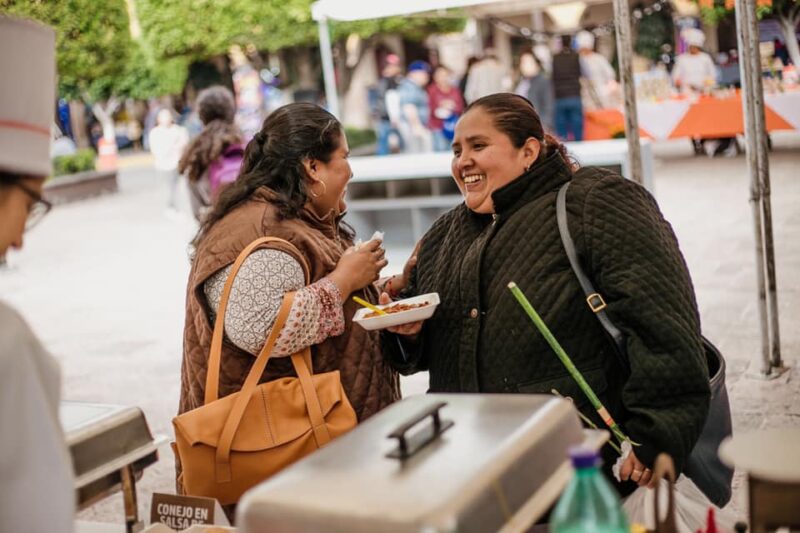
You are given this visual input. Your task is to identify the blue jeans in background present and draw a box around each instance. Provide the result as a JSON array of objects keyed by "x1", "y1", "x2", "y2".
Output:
[
  {"x1": 376, "y1": 120, "x2": 403, "y2": 155},
  {"x1": 432, "y1": 130, "x2": 451, "y2": 152},
  {"x1": 554, "y1": 97, "x2": 584, "y2": 141}
]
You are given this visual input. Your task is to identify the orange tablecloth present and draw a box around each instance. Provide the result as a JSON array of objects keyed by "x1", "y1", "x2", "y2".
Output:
[{"x1": 584, "y1": 92, "x2": 798, "y2": 141}]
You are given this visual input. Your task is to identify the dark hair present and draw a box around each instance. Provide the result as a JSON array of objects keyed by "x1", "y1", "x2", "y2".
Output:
[
  {"x1": 179, "y1": 85, "x2": 243, "y2": 183},
  {"x1": 561, "y1": 35, "x2": 573, "y2": 49},
  {"x1": 194, "y1": 102, "x2": 345, "y2": 247},
  {"x1": 196, "y1": 86, "x2": 236, "y2": 125},
  {"x1": 179, "y1": 121, "x2": 243, "y2": 183},
  {"x1": 0, "y1": 171, "x2": 23, "y2": 185},
  {"x1": 464, "y1": 93, "x2": 576, "y2": 170}
]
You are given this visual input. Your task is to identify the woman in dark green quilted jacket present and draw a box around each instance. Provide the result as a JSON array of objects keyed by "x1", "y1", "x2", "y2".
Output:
[{"x1": 381, "y1": 93, "x2": 711, "y2": 496}]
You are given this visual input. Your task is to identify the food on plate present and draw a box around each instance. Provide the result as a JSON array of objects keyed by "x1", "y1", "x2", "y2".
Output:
[{"x1": 364, "y1": 301, "x2": 430, "y2": 319}]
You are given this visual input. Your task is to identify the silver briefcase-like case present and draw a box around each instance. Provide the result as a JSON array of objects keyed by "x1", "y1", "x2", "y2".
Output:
[{"x1": 238, "y1": 393, "x2": 605, "y2": 532}]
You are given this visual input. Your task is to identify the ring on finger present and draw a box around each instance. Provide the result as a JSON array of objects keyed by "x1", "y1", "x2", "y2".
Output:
[{"x1": 631, "y1": 469, "x2": 643, "y2": 480}]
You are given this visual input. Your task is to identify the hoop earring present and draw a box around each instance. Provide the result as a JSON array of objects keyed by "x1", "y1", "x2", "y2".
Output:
[{"x1": 310, "y1": 180, "x2": 327, "y2": 199}]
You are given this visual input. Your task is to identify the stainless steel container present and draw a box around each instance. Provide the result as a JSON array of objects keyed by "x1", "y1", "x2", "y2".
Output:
[
  {"x1": 238, "y1": 393, "x2": 605, "y2": 533},
  {"x1": 61, "y1": 401, "x2": 167, "y2": 530}
]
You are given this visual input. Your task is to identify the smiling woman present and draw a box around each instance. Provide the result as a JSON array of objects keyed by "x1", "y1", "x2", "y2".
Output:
[
  {"x1": 450, "y1": 94, "x2": 574, "y2": 213},
  {"x1": 382, "y1": 92, "x2": 713, "y2": 502},
  {"x1": 181, "y1": 102, "x2": 400, "y2": 512}
]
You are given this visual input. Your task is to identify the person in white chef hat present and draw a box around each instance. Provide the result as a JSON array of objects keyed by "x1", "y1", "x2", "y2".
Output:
[
  {"x1": 672, "y1": 27, "x2": 727, "y2": 155},
  {"x1": 0, "y1": 15, "x2": 76, "y2": 533},
  {"x1": 672, "y1": 27, "x2": 718, "y2": 93}
]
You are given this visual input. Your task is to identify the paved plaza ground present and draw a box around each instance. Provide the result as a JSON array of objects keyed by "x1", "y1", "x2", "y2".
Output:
[{"x1": 1, "y1": 135, "x2": 798, "y2": 527}]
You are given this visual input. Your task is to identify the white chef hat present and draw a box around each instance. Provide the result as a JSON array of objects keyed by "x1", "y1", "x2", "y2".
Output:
[
  {"x1": 682, "y1": 27, "x2": 706, "y2": 48},
  {"x1": 0, "y1": 16, "x2": 56, "y2": 177},
  {"x1": 575, "y1": 30, "x2": 596, "y2": 51}
]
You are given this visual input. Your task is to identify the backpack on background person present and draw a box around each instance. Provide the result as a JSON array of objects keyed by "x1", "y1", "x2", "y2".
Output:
[
  {"x1": 188, "y1": 143, "x2": 244, "y2": 221},
  {"x1": 208, "y1": 143, "x2": 245, "y2": 197}
]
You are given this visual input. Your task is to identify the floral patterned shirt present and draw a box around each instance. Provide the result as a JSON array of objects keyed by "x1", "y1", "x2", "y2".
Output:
[{"x1": 204, "y1": 249, "x2": 345, "y2": 357}]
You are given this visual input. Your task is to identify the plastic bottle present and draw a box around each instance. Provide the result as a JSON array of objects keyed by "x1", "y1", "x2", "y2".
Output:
[{"x1": 551, "y1": 447, "x2": 629, "y2": 533}]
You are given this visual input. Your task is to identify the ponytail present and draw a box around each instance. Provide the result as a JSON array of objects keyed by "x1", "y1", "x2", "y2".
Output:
[{"x1": 540, "y1": 132, "x2": 579, "y2": 172}]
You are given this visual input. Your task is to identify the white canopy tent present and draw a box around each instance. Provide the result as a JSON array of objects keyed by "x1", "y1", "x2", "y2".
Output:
[{"x1": 310, "y1": 0, "x2": 784, "y2": 376}]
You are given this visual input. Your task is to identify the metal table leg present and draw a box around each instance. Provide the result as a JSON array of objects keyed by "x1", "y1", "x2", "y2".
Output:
[{"x1": 121, "y1": 465, "x2": 143, "y2": 533}]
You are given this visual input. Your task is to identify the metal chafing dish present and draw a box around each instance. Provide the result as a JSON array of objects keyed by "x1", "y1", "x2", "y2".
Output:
[
  {"x1": 238, "y1": 393, "x2": 609, "y2": 533},
  {"x1": 61, "y1": 401, "x2": 167, "y2": 532}
]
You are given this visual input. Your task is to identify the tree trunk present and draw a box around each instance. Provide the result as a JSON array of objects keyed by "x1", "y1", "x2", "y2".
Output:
[
  {"x1": 779, "y1": 14, "x2": 800, "y2": 67},
  {"x1": 68, "y1": 101, "x2": 90, "y2": 149},
  {"x1": 91, "y1": 97, "x2": 121, "y2": 143}
]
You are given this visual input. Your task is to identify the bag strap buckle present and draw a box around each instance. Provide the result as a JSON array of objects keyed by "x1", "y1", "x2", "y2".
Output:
[{"x1": 586, "y1": 293, "x2": 607, "y2": 313}]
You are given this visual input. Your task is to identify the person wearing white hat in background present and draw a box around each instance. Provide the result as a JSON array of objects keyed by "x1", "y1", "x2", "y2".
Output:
[
  {"x1": 575, "y1": 30, "x2": 618, "y2": 110},
  {"x1": 0, "y1": 16, "x2": 76, "y2": 533},
  {"x1": 672, "y1": 28, "x2": 717, "y2": 93},
  {"x1": 672, "y1": 28, "x2": 725, "y2": 155}
]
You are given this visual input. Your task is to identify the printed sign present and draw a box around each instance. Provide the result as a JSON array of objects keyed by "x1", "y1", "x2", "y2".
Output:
[{"x1": 150, "y1": 493, "x2": 228, "y2": 530}]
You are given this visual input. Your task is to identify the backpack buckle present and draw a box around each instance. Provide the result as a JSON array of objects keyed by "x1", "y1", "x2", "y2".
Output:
[{"x1": 586, "y1": 293, "x2": 607, "y2": 313}]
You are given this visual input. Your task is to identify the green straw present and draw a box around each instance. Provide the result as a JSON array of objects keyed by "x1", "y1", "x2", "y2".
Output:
[
  {"x1": 552, "y1": 389, "x2": 622, "y2": 455},
  {"x1": 508, "y1": 281, "x2": 636, "y2": 447}
]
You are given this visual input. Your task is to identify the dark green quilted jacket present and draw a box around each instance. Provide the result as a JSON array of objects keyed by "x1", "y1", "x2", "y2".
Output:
[{"x1": 384, "y1": 152, "x2": 710, "y2": 477}]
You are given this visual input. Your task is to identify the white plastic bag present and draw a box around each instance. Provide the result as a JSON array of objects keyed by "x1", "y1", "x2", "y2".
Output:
[
  {"x1": 613, "y1": 442, "x2": 736, "y2": 532},
  {"x1": 622, "y1": 475, "x2": 736, "y2": 533}
]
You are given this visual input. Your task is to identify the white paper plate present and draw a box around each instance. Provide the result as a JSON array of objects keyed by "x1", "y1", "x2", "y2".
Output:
[{"x1": 353, "y1": 293, "x2": 440, "y2": 331}]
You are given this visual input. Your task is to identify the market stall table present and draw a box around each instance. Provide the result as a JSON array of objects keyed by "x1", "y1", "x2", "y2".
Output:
[
  {"x1": 584, "y1": 91, "x2": 800, "y2": 140},
  {"x1": 61, "y1": 401, "x2": 167, "y2": 533}
]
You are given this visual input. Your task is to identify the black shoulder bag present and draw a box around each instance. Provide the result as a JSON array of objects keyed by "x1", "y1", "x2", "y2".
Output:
[{"x1": 556, "y1": 181, "x2": 733, "y2": 507}]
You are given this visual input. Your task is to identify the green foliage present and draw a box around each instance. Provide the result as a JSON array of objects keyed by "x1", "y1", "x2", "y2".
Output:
[
  {"x1": 135, "y1": 0, "x2": 466, "y2": 61},
  {"x1": 333, "y1": 17, "x2": 466, "y2": 42},
  {"x1": 1, "y1": 0, "x2": 134, "y2": 101},
  {"x1": 53, "y1": 148, "x2": 97, "y2": 176},
  {"x1": 635, "y1": 8, "x2": 674, "y2": 62},
  {"x1": 135, "y1": 0, "x2": 319, "y2": 59},
  {"x1": 694, "y1": 0, "x2": 798, "y2": 25},
  {"x1": 117, "y1": 42, "x2": 190, "y2": 99},
  {"x1": 344, "y1": 127, "x2": 377, "y2": 149}
]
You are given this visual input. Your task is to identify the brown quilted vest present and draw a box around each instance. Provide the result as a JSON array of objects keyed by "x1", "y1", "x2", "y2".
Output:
[{"x1": 179, "y1": 187, "x2": 400, "y2": 422}]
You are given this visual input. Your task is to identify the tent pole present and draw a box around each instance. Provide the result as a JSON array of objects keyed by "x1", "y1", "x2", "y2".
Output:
[
  {"x1": 744, "y1": 0, "x2": 782, "y2": 372},
  {"x1": 735, "y1": 0, "x2": 783, "y2": 377},
  {"x1": 612, "y1": 0, "x2": 643, "y2": 185},
  {"x1": 317, "y1": 15, "x2": 340, "y2": 118}
]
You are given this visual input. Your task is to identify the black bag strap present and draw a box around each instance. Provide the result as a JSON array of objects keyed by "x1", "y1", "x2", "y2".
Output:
[{"x1": 556, "y1": 181, "x2": 630, "y2": 369}]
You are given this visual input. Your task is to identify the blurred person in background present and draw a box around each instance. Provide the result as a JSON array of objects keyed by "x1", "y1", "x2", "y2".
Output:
[
  {"x1": 464, "y1": 49, "x2": 509, "y2": 103},
  {"x1": 672, "y1": 28, "x2": 726, "y2": 155},
  {"x1": 773, "y1": 38, "x2": 790, "y2": 66},
  {"x1": 428, "y1": 65, "x2": 465, "y2": 152},
  {"x1": 149, "y1": 108, "x2": 189, "y2": 213},
  {"x1": 552, "y1": 34, "x2": 584, "y2": 141},
  {"x1": 397, "y1": 60, "x2": 433, "y2": 153},
  {"x1": 178, "y1": 86, "x2": 245, "y2": 221},
  {"x1": 458, "y1": 56, "x2": 480, "y2": 101},
  {"x1": 576, "y1": 30, "x2": 618, "y2": 109},
  {"x1": 515, "y1": 51, "x2": 554, "y2": 132},
  {"x1": 372, "y1": 53, "x2": 405, "y2": 155},
  {"x1": 672, "y1": 28, "x2": 716, "y2": 93},
  {"x1": 0, "y1": 15, "x2": 75, "y2": 533}
]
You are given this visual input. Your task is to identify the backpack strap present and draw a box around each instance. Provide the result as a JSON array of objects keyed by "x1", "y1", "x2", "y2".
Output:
[{"x1": 556, "y1": 181, "x2": 629, "y2": 369}]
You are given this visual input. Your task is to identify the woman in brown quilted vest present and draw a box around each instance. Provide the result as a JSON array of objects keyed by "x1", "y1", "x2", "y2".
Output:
[{"x1": 181, "y1": 102, "x2": 400, "y2": 433}]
